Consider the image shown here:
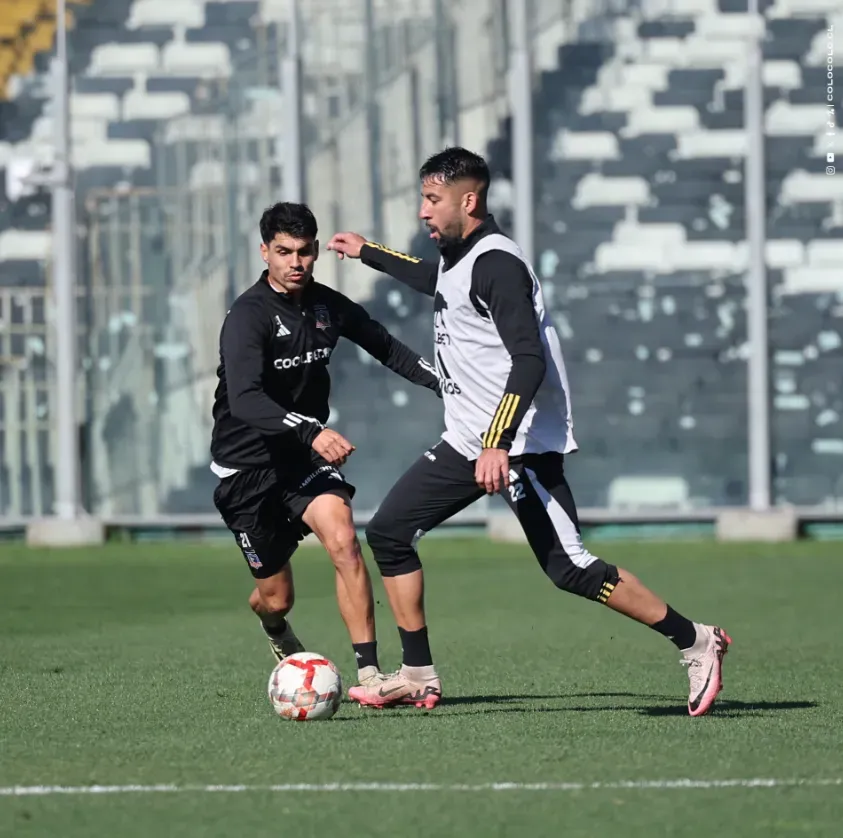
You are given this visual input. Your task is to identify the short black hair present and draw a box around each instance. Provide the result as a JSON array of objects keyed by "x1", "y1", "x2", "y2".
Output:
[
  {"x1": 259, "y1": 202, "x2": 318, "y2": 244},
  {"x1": 419, "y1": 147, "x2": 491, "y2": 197}
]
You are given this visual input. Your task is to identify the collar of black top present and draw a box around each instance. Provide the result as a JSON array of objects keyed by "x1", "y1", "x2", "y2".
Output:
[{"x1": 439, "y1": 214, "x2": 502, "y2": 270}]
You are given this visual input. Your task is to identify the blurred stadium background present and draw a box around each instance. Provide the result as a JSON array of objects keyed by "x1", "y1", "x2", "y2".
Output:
[{"x1": 0, "y1": 0, "x2": 841, "y2": 539}]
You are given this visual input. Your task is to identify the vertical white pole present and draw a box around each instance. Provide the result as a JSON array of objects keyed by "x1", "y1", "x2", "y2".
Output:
[
  {"x1": 52, "y1": 0, "x2": 80, "y2": 519},
  {"x1": 508, "y1": 0, "x2": 534, "y2": 264},
  {"x1": 745, "y1": 0, "x2": 771, "y2": 510},
  {"x1": 282, "y1": 0, "x2": 303, "y2": 202}
]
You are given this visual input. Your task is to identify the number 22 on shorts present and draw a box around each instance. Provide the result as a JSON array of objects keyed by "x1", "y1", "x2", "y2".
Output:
[{"x1": 508, "y1": 472, "x2": 526, "y2": 503}]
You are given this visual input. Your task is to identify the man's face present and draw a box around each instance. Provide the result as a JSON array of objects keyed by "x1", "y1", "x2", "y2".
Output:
[
  {"x1": 260, "y1": 233, "x2": 318, "y2": 294},
  {"x1": 419, "y1": 176, "x2": 479, "y2": 245}
]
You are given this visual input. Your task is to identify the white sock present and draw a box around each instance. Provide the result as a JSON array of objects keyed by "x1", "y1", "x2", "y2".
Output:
[
  {"x1": 682, "y1": 623, "x2": 710, "y2": 656},
  {"x1": 357, "y1": 664, "x2": 380, "y2": 678},
  {"x1": 401, "y1": 664, "x2": 438, "y2": 681}
]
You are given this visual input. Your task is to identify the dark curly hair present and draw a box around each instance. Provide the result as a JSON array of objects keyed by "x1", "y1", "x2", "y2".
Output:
[
  {"x1": 259, "y1": 202, "x2": 318, "y2": 244},
  {"x1": 419, "y1": 147, "x2": 490, "y2": 201}
]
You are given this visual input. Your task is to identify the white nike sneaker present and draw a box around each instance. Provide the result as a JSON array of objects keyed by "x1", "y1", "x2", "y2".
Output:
[
  {"x1": 348, "y1": 665, "x2": 442, "y2": 709},
  {"x1": 683, "y1": 625, "x2": 732, "y2": 717}
]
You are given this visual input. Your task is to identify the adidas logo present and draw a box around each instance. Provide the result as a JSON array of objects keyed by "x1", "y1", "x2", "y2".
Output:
[{"x1": 275, "y1": 316, "x2": 291, "y2": 337}]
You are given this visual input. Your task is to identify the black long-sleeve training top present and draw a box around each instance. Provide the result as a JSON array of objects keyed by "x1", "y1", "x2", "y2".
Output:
[
  {"x1": 210, "y1": 272, "x2": 440, "y2": 470},
  {"x1": 358, "y1": 217, "x2": 550, "y2": 454}
]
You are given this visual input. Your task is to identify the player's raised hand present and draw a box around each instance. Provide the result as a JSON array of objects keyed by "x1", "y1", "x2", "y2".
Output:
[
  {"x1": 326, "y1": 232, "x2": 368, "y2": 261},
  {"x1": 312, "y1": 429, "x2": 355, "y2": 466},
  {"x1": 475, "y1": 448, "x2": 510, "y2": 495}
]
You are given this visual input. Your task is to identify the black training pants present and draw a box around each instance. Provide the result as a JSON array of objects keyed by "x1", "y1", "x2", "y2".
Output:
[{"x1": 365, "y1": 440, "x2": 619, "y2": 602}]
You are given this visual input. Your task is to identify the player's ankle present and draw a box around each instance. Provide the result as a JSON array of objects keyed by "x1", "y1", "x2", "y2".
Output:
[
  {"x1": 352, "y1": 640, "x2": 379, "y2": 670},
  {"x1": 261, "y1": 615, "x2": 288, "y2": 635},
  {"x1": 357, "y1": 664, "x2": 382, "y2": 682},
  {"x1": 682, "y1": 623, "x2": 710, "y2": 656},
  {"x1": 398, "y1": 625, "x2": 433, "y2": 667},
  {"x1": 401, "y1": 663, "x2": 438, "y2": 681},
  {"x1": 650, "y1": 604, "x2": 696, "y2": 650}
]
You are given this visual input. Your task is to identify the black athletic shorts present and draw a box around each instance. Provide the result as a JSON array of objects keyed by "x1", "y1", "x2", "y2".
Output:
[{"x1": 212, "y1": 449, "x2": 356, "y2": 579}]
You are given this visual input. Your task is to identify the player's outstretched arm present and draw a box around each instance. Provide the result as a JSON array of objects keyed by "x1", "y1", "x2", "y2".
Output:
[
  {"x1": 222, "y1": 302, "x2": 355, "y2": 463},
  {"x1": 326, "y1": 231, "x2": 438, "y2": 297},
  {"x1": 332, "y1": 291, "x2": 441, "y2": 395}
]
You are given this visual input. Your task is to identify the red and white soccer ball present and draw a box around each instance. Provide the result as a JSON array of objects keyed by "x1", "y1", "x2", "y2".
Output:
[{"x1": 267, "y1": 652, "x2": 343, "y2": 721}]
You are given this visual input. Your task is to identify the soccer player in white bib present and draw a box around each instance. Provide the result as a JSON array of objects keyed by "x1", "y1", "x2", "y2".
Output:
[{"x1": 327, "y1": 148, "x2": 731, "y2": 717}]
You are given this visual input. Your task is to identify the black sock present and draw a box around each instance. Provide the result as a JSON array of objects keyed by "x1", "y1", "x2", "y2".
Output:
[
  {"x1": 650, "y1": 605, "x2": 697, "y2": 650},
  {"x1": 398, "y1": 626, "x2": 433, "y2": 667},
  {"x1": 352, "y1": 641, "x2": 379, "y2": 670},
  {"x1": 261, "y1": 616, "x2": 287, "y2": 635}
]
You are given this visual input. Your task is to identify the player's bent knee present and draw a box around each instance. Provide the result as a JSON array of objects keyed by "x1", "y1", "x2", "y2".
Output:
[
  {"x1": 321, "y1": 526, "x2": 360, "y2": 567},
  {"x1": 546, "y1": 554, "x2": 620, "y2": 603},
  {"x1": 364, "y1": 518, "x2": 422, "y2": 577}
]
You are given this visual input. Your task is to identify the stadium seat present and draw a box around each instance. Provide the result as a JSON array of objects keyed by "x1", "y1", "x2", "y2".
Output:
[
  {"x1": 572, "y1": 174, "x2": 651, "y2": 209},
  {"x1": 127, "y1": 0, "x2": 206, "y2": 30},
  {"x1": 72, "y1": 138, "x2": 151, "y2": 169},
  {"x1": 31, "y1": 113, "x2": 109, "y2": 145},
  {"x1": 608, "y1": 476, "x2": 691, "y2": 510},
  {"x1": 258, "y1": 0, "x2": 287, "y2": 22},
  {"x1": 27, "y1": 18, "x2": 57, "y2": 56},
  {"x1": 674, "y1": 130, "x2": 747, "y2": 158},
  {"x1": 0, "y1": 229, "x2": 51, "y2": 261},
  {"x1": 780, "y1": 171, "x2": 843, "y2": 203},
  {"x1": 161, "y1": 41, "x2": 232, "y2": 78},
  {"x1": 766, "y1": 101, "x2": 831, "y2": 136},
  {"x1": 122, "y1": 89, "x2": 190, "y2": 120},
  {"x1": 88, "y1": 43, "x2": 160, "y2": 76}
]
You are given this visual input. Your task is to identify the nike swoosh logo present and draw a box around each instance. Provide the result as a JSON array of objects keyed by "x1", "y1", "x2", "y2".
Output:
[
  {"x1": 689, "y1": 667, "x2": 714, "y2": 711},
  {"x1": 378, "y1": 686, "x2": 404, "y2": 697}
]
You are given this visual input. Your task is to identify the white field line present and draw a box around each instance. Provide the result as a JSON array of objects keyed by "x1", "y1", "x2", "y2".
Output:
[{"x1": 1, "y1": 778, "x2": 840, "y2": 797}]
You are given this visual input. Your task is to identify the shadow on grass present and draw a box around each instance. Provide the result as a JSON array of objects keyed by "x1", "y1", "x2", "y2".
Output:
[
  {"x1": 332, "y1": 694, "x2": 818, "y2": 720},
  {"x1": 436, "y1": 695, "x2": 818, "y2": 718},
  {"x1": 640, "y1": 699, "x2": 818, "y2": 717}
]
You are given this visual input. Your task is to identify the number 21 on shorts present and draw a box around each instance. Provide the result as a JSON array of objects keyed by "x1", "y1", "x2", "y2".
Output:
[{"x1": 239, "y1": 532, "x2": 263, "y2": 570}]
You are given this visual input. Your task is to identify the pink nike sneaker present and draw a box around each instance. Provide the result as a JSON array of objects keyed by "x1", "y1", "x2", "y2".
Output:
[
  {"x1": 348, "y1": 666, "x2": 442, "y2": 709},
  {"x1": 683, "y1": 625, "x2": 732, "y2": 717}
]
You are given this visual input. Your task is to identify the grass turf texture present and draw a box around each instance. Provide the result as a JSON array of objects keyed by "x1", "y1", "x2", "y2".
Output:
[{"x1": 1, "y1": 539, "x2": 841, "y2": 837}]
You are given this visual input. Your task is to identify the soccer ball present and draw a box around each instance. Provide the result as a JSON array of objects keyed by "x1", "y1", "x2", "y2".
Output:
[{"x1": 267, "y1": 652, "x2": 343, "y2": 721}]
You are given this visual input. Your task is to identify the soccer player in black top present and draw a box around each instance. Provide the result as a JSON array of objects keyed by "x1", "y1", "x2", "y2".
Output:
[
  {"x1": 328, "y1": 147, "x2": 731, "y2": 715},
  {"x1": 210, "y1": 202, "x2": 440, "y2": 689}
]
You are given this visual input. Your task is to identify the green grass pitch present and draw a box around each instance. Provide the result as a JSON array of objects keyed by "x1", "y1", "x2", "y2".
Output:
[{"x1": 1, "y1": 538, "x2": 841, "y2": 837}]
